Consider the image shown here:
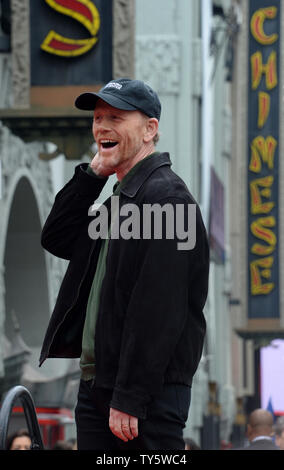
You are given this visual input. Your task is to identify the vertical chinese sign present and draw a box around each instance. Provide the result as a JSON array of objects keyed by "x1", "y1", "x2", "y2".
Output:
[{"x1": 248, "y1": 1, "x2": 280, "y2": 318}]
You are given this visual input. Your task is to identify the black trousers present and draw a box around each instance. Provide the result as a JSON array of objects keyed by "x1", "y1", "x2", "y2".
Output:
[{"x1": 75, "y1": 379, "x2": 191, "y2": 450}]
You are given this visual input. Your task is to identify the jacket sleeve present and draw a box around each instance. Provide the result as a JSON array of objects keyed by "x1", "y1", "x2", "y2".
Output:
[
  {"x1": 109, "y1": 198, "x2": 209, "y2": 419},
  {"x1": 41, "y1": 163, "x2": 108, "y2": 260}
]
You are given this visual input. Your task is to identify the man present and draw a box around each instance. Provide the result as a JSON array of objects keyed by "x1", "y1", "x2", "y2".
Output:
[
  {"x1": 274, "y1": 416, "x2": 284, "y2": 449},
  {"x1": 39, "y1": 78, "x2": 209, "y2": 450},
  {"x1": 240, "y1": 409, "x2": 279, "y2": 450}
]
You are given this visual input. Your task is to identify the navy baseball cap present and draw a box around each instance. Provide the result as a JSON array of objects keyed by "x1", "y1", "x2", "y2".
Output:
[{"x1": 75, "y1": 78, "x2": 161, "y2": 121}]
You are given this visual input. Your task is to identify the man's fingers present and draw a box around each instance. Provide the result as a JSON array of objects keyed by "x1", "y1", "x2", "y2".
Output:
[
  {"x1": 90, "y1": 152, "x2": 115, "y2": 177},
  {"x1": 109, "y1": 408, "x2": 138, "y2": 442},
  {"x1": 129, "y1": 416, "x2": 138, "y2": 438},
  {"x1": 121, "y1": 418, "x2": 134, "y2": 441},
  {"x1": 113, "y1": 424, "x2": 128, "y2": 442},
  {"x1": 109, "y1": 410, "x2": 128, "y2": 442}
]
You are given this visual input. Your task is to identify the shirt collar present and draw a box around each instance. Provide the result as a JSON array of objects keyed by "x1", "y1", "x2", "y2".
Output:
[
  {"x1": 252, "y1": 436, "x2": 273, "y2": 442},
  {"x1": 113, "y1": 151, "x2": 158, "y2": 195},
  {"x1": 116, "y1": 152, "x2": 171, "y2": 198}
]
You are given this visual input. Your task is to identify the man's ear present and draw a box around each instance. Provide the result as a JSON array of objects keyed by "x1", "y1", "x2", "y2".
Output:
[{"x1": 144, "y1": 118, "x2": 159, "y2": 143}]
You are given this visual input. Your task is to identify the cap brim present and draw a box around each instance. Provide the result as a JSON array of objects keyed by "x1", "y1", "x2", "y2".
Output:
[{"x1": 75, "y1": 92, "x2": 138, "y2": 112}]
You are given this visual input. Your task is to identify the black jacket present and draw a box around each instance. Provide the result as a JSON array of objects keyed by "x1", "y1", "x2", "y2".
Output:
[
  {"x1": 39, "y1": 153, "x2": 209, "y2": 419},
  {"x1": 238, "y1": 438, "x2": 279, "y2": 450}
]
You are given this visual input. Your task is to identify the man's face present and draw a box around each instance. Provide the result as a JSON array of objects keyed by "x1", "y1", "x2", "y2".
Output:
[{"x1": 92, "y1": 99, "x2": 149, "y2": 175}]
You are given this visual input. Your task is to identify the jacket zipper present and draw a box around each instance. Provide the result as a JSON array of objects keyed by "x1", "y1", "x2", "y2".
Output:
[{"x1": 40, "y1": 241, "x2": 98, "y2": 365}]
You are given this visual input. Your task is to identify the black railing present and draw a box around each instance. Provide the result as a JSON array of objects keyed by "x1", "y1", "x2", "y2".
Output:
[{"x1": 0, "y1": 385, "x2": 44, "y2": 450}]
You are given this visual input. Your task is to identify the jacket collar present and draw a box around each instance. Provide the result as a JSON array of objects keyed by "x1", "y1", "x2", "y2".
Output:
[{"x1": 120, "y1": 152, "x2": 171, "y2": 198}]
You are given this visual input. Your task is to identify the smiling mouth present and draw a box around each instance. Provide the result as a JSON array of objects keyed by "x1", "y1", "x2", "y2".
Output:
[{"x1": 100, "y1": 140, "x2": 118, "y2": 149}]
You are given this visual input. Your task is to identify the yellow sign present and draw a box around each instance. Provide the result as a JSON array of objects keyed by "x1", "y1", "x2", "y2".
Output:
[
  {"x1": 41, "y1": 0, "x2": 100, "y2": 57},
  {"x1": 248, "y1": 3, "x2": 279, "y2": 301}
]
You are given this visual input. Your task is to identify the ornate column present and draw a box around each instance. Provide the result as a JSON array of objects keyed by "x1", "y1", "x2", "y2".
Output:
[
  {"x1": 112, "y1": 0, "x2": 135, "y2": 79},
  {"x1": 135, "y1": 35, "x2": 181, "y2": 94},
  {"x1": 10, "y1": 0, "x2": 30, "y2": 108}
]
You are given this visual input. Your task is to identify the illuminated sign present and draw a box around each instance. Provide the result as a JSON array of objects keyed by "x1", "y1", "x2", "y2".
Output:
[
  {"x1": 30, "y1": 0, "x2": 112, "y2": 87},
  {"x1": 248, "y1": 1, "x2": 280, "y2": 316},
  {"x1": 41, "y1": 0, "x2": 100, "y2": 57}
]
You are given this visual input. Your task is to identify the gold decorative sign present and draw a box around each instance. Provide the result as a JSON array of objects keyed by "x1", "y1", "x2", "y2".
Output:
[
  {"x1": 247, "y1": 1, "x2": 280, "y2": 315},
  {"x1": 41, "y1": 0, "x2": 100, "y2": 57}
]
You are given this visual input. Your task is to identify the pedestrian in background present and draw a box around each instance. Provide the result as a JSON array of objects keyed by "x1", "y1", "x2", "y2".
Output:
[
  {"x1": 274, "y1": 416, "x2": 284, "y2": 450},
  {"x1": 6, "y1": 428, "x2": 31, "y2": 450},
  {"x1": 52, "y1": 440, "x2": 74, "y2": 450},
  {"x1": 237, "y1": 409, "x2": 279, "y2": 450}
]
